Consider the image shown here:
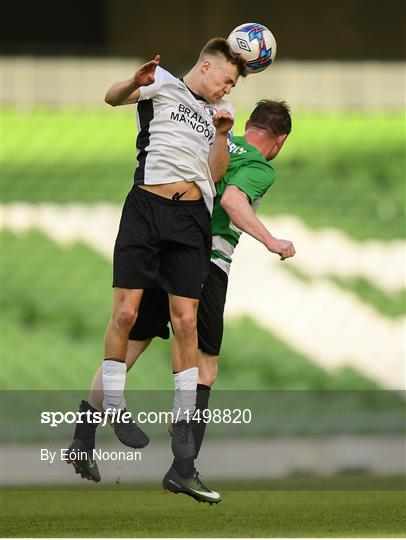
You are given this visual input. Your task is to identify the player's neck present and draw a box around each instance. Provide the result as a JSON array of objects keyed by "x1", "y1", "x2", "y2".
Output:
[
  {"x1": 244, "y1": 129, "x2": 268, "y2": 158},
  {"x1": 183, "y1": 69, "x2": 205, "y2": 100}
]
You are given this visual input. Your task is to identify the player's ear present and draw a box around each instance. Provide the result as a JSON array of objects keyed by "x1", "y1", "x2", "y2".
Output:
[
  {"x1": 268, "y1": 133, "x2": 288, "y2": 159},
  {"x1": 201, "y1": 60, "x2": 211, "y2": 73},
  {"x1": 276, "y1": 133, "x2": 288, "y2": 150}
]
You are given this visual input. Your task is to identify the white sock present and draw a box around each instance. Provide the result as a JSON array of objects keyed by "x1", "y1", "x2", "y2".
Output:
[
  {"x1": 102, "y1": 359, "x2": 126, "y2": 411},
  {"x1": 172, "y1": 367, "x2": 198, "y2": 422}
]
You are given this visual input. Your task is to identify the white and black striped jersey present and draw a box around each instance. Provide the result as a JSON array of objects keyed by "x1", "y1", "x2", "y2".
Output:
[{"x1": 134, "y1": 66, "x2": 234, "y2": 213}]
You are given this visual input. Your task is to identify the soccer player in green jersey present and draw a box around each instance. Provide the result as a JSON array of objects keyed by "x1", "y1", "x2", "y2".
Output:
[
  {"x1": 77, "y1": 100, "x2": 294, "y2": 501},
  {"x1": 158, "y1": 99, "x2": 295, "y2": 502}
]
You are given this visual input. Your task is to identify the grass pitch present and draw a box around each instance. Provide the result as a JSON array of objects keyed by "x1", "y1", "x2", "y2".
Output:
[
  {"x1": 3, "y1": 109, "x2": 404, "y2": 240},
  {"x1": 3, "y1": 229, "x2": 387, "y2": 392},
  {"x1": 2, "y1": 487, "x2": 405, "y2": 537}
]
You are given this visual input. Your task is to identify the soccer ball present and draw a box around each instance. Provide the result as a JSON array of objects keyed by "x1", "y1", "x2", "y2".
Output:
[{"x1": 227, "y1": 23, "x2": 277, "y2": 73}]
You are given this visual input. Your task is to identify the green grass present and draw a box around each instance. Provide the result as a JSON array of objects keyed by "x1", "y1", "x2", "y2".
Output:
[
  {"x1": 2, "y1": 488, "x2": 405, "y2": 537},
  {"x1": 330, "y1": 277, "x2": 406, "y2": 318},
  {"x1": 3, "y1": 108, "x2": 405, "y2": 240},
  {"x1": 281, "y1": 265, "x2": 406, "y2": 318},
  {"x1": 2, "y1": 230, "x2": 384, "y2": 391},
  {"x1": 220, "y1": 318, "x2": 380, "y2": 390},
  {"x1": 6, "y1": 228, "x2": 402, "y2": 444},
  {"x1": 1, "y1": 229, "x2": 173, "y2": 391}
]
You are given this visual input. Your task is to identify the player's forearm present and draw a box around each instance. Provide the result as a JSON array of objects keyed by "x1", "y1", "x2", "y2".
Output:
[
  {"x1": 105, "y1": 78, "x2": 140, "y2": 106},
  {"x1": 221, "y1": 190, "x2": 276, "y2": 249},
  {"x1": 208, "y1": 133, "x2": 230, "y2": 182}
]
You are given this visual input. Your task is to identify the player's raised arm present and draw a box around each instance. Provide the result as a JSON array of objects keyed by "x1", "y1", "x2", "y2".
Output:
[
  {"x1": 220, "y1": 184, "x2": 295, "y2": 260},
  {"x1": 104, "y1": 55, "x2": 160, "y2": 106},
  {"x1": 208, "y1": 109, "x2": 234, "y2": 182}
]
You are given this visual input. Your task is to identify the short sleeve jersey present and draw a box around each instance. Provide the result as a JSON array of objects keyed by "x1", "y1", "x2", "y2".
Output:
[
  {"x1": 211, "y1": 135, "x2": 276, "y2": 274},
  {"x1": 134, "y1": 66, "x2": 234, "y2": 213}
]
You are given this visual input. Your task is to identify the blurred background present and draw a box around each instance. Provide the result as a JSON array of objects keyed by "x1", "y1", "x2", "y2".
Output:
[{"x1": 2, "y1": 0, "x2": 405, "y2": 485}]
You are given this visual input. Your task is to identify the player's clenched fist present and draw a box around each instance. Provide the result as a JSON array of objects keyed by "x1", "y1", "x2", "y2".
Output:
[
  {"x1": 267, "y1": 238, "x2": 296, "y2": 260},
  {"x1": 212, "y1": 109, "x2": 234, "y2": 135},
  {"x1": 133, "y1": 55, "x2": 160, "y2": 87}
]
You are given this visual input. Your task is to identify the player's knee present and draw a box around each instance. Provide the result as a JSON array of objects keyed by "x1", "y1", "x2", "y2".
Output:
[
  {"x1": 172, "y1": 311, "x2": 197, "y2": 338},
  {"x1": 113, "y1": 307, "x2": 138, "y2": 331}
]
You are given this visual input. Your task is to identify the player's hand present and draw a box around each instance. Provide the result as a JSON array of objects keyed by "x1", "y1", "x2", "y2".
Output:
[
  {"x1": 267, "y1": 238, "x2": 296, "y2": 260},
  {"x1": 212, "y1": 109, "x2": 234, "y2": 135},
  {"x1": 133, "y1": 55, "x2": 160, "y2": 87}
]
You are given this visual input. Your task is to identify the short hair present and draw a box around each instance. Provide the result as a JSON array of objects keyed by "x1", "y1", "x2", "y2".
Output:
[
  {"x1": 199, "y1": 38, "x2": 247, "y2": 77},
  {"x1": 247, "y1": 99, "x2": 292, "y2": 135}
]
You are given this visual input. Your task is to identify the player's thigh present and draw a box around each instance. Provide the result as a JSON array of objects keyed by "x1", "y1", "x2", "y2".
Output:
[
  {"x1": 159, "y1": 203, "x2": 211, "y2": 299},
  {"x1": 111, "y1": 287, "x2": 144, "y2": 321},
  {"x1": 168, "y1": 293, "x2": 199, "y2": 335},
  {"x1": 197, "y1": 262, "x2": 228, "y2": 356},
  {"x1": 161, "y1": 243, "x2": 211, "y2": 300},
  {"x1": 113, "y1": 187, "x2": 160, "y2": 289}
]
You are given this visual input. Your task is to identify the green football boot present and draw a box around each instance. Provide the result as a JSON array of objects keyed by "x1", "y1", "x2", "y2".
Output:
[{"x1": 163, "y1": 466, "x2": 221, "y2": 504}]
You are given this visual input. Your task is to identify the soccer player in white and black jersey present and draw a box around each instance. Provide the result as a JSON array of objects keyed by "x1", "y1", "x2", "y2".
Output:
[
  {"x1": 67, "y1": 39, "x2": 246, "y2": 481},
  {"x1": 70, "y1": 101, "x2": 295, "y2": 504}
]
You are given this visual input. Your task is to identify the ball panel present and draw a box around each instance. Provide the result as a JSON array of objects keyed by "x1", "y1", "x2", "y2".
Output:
[{"x1": 227, "y1": 22, "x2": 277, "y2": 74}]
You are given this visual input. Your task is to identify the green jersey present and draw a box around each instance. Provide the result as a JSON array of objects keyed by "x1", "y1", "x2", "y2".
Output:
[{"x1": 211, "y1": 135, "x2": 276, "y2": 275}]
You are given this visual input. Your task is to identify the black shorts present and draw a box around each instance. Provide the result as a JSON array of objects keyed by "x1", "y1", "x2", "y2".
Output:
[
  {"x1": 129, "y1": 288, "x2": 171, "y2": 341},
  {"x1": 113, "y1": 186, "x2": 211, "y2": 299},
  {"x1": 128, "y1": 262, "x2": 228, "y2": 356}
]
